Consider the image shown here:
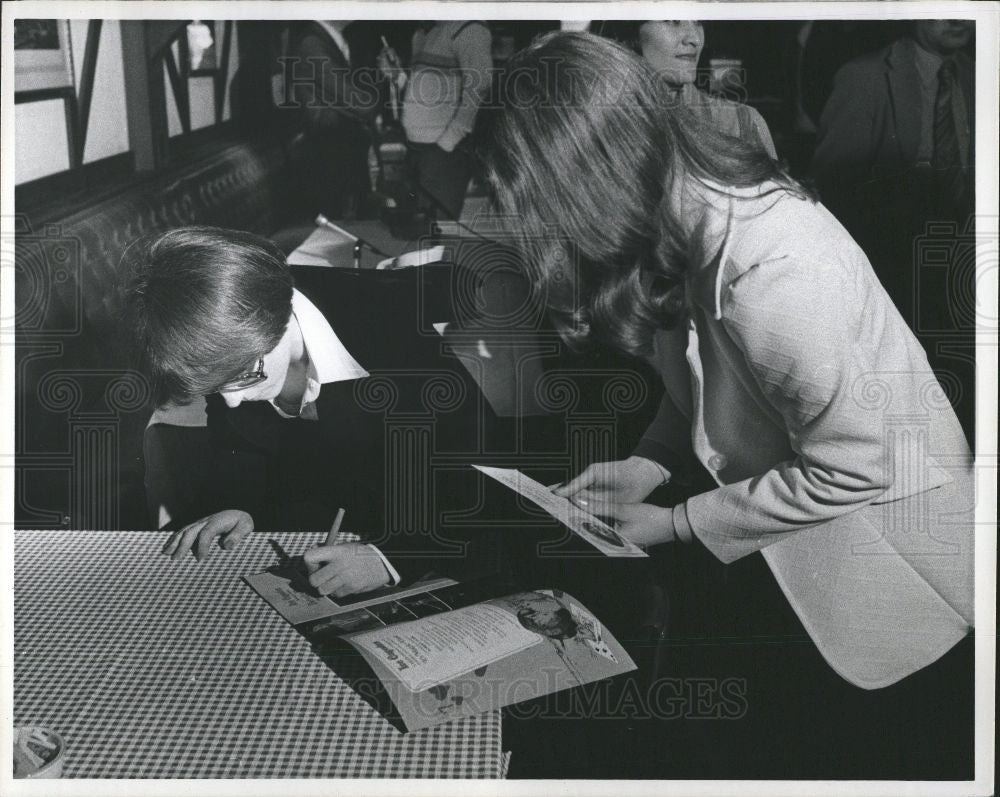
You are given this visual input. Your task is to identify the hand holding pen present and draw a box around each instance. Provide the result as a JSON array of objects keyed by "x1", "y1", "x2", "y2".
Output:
[{"x1": 303, "y1": 508, "x2": 393, "y2": 598}]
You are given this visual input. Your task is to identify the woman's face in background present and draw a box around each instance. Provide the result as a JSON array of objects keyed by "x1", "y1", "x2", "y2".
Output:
[{"x1": 638, "y1": 20, "x2": 705, "y2": 87}]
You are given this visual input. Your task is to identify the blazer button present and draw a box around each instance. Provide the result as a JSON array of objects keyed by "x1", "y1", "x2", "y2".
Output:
[{"x1": 708, "y1": 454, "x2": 727, "y2": 471}]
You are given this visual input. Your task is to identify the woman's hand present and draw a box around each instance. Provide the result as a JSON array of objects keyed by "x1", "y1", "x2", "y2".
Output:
[
  {"x1": 552, "y1": 456, "x2": 667, "y2": 504},
  {"x1": 572, "y1": 499, "x2": 677, "y2": 548},
  {"x1": 302, "y1": 543, "x2": 392, "y2": 598},
  {"x1": 161, "y1": 510, "x2": 254, "y2": 561}
]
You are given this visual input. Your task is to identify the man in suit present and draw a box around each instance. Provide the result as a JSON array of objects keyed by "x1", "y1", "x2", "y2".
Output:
[
  {"x1": 811, "y1": 20, "x2": 974, "y2": 234},
  {"x1": 122, "y1": 226, "x2": 500, "y2": 596},
  {"x1": 810, "y1": 19, "x2": 975, "y2": 438},
  {"x1": 286, "y1": 21, "x2": 383, "y2": 219}
]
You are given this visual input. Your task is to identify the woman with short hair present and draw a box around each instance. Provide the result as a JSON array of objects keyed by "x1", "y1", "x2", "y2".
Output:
[{"x1": 600, "y1": 19, "x2": 778, "y2": 158}]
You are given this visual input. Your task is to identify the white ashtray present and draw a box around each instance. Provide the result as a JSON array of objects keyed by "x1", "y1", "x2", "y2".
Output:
[{"x1": 13, "y1": 725, "x2": 65, "y2": 779}]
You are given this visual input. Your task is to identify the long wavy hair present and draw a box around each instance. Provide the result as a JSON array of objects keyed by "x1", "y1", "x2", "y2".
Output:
[{"x1": 481, "y1": 31, "x2": 808, "y2": 357}]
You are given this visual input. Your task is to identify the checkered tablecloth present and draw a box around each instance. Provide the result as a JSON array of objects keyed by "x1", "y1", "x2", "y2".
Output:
[{"x1": 13, "y1": 530, "x2": 505, "y2": 778}]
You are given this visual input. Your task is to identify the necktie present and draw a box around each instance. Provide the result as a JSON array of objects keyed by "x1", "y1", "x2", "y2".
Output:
[{"x1": 932, "y1": 58, "x2": 966, "y2": 213}]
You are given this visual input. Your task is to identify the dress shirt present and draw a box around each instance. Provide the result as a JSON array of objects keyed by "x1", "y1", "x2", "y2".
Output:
[{"x1": 271, "y1": 289, "x2": 368, "y2": 420}]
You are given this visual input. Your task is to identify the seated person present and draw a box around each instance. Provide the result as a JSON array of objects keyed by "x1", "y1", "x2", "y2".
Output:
[
  {"x1": 600, "y1": 20, "x2": 777, "y2": 157},
  {"x1": 120, "y1": 226, "x2": 498, "y2": 596}
]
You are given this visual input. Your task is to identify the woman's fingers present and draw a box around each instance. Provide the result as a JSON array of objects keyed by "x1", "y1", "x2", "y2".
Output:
[
  {"x1": 552, "y1": 464, "x2": 606, "y2": 497},
  {"x1": 572, "y1": 496, "x2": 622, "y2": 522}
]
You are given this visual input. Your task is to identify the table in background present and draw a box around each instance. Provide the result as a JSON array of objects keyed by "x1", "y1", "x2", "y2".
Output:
[{"x1": 13, "y1": 530, "x2": 507, "y2": 779}]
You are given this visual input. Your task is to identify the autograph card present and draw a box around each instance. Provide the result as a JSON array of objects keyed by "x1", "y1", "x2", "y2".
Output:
[{"x1": 472, "y1": 465, "x2": 647, "y2": 557}]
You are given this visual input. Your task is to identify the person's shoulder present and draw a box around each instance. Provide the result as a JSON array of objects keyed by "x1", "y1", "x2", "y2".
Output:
[
  {"x1": 724, "y1": 189, "x2": 852, "y2": 279},
  {"x1": 692, "y1": 90, "x2": 767, "y2": 127},
  {"x1": 687, "y1": 90, "x2": 744, "y2": 134},
  {"x1": 697, "y1": 91, "x2": 741, "y2": 120},
  {"x1": 709, "y1": 94, "x2": 770, "y2": 132},
  {"x1": 448, "y1": 21, "x2": 491, "y2": 42},
  {"x1": 833, "y1": 40, "x2": 894, "y2": 83},
  {"x1": 740, "y1": 102, "x2": 769, "y2": 129},
  {"x1": 292, "y1": 24, "x2": 338, "y2": 57},
  {"x1": 292, "y1": 22, "x2": 329, "y2": 45}
]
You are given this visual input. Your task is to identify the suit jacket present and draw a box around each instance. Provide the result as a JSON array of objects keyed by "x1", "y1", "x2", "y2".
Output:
[
  {"x1": 287, "y1": 23, "x2": 384, "y2": 217},
  {"x1": 810, "y1": 37, "x2": 974, "y2": 230},
  {"x1": 288, "y1": 22, "x2": 383, "y2": 131},
  {"x1": 197, "y1": 265, "x2": 498, "y2": 584},
  {"x1": 633, "y1": 179, "x2": 974, "y2": 689}
]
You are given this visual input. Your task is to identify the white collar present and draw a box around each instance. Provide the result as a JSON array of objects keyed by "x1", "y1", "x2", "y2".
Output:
[{"x1": 291, "y1": 288, "x2": 368, "y2": 385}]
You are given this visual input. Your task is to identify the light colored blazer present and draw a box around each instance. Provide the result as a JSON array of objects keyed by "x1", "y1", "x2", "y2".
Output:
[{"x1": 635, "y1": 180, "x2": 975, "y2": 689}]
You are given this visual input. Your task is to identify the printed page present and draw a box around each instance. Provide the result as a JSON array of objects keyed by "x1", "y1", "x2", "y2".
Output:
[
  {"x1": 345, "y1": 589, "x2": 637, "y2": 732},
  {"x1": 473, "y1": 465, "x2": 648, "y2": 557},
  {"x1": 347, "y1": 603, "x2": 542, "y2": 691}
]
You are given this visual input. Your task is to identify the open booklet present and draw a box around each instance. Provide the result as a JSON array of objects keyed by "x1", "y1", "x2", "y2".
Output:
[
  {"x1": 473, "y1": 465, "x2": 648, "y2": 557},
  {"x1": 245, "y1": 564, "x2": 635, "y2": 732}
]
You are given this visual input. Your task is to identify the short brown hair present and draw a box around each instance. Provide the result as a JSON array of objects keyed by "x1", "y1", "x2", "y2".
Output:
[{"x1": 119, "y1": 226, "x2": 293, "y2": 406}]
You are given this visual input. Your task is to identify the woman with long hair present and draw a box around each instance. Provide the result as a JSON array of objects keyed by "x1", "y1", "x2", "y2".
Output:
[{"x1": 483, "y1": 31, "x2": 974, "y2": 777}]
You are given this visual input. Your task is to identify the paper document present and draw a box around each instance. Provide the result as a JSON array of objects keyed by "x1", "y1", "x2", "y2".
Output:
[
  {"x1": 350, "y1": 603, "x2": 542, "y2": 691},
  {"x1": 376, "y1": 245, "x2": 446, "y2": 270},
  {"x1": 473, "y1": 465, "x2": 648, "y2": 557},
  {"x1": 287, "y1": 226, "x2": 358, "y2": 268},
  {"x1": 246, "y1": 560, "x2": 637, "y2": 731}
]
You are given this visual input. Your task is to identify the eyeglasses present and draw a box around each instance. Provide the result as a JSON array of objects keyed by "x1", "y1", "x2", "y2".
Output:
[{"x1": 216, "y1": 357, "x2": 267, "y2": 393}]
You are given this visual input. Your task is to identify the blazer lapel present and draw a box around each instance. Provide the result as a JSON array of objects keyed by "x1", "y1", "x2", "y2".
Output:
[{"x1": 885, "y1": 39, "x2": 923, "y2": 165}]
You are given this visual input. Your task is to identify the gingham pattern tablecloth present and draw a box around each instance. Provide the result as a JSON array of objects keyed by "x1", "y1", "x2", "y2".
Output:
[{"x1": 13, "y1": 530, "x2": 505, "y2": 778}]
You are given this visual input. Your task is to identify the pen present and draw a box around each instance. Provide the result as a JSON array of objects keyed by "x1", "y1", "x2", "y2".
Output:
[{"x1": 325, "y1": 507, "x2": 346, "y2": 547}]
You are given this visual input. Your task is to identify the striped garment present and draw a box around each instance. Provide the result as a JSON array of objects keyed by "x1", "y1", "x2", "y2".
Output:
[{"x1": 402, "y1": 22, "x2": 493, "y2": 152}]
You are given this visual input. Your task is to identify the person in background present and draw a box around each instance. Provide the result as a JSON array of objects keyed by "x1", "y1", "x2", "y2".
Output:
[
  {"x1": 483, "y1": 31, "x2": 973, "y2": 779},
  {"x1": 287, "y1": 20, "x2": 382, "y2": 219},
  {"x1": 380, "y1": 21, "x2": 493, "y2": 221},
  {"x1": 810, "y1": 20, "x2": 975, "y2": 437},
  {"x1": 601, "y1": 20, "x2": 777, "y2": 158},
  {"x1": 812, "y1": 19, "x2": 974, "y2": 228}
]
